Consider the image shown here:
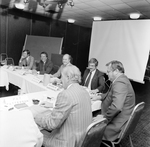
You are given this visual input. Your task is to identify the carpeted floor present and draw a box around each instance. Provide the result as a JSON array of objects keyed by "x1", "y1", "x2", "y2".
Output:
[
  {"x1": 120, "y1": 80, "x2": 150, "y2": 147},
  {"x1": 1, "y1": 80, "x2": 150, "y2": 147}
]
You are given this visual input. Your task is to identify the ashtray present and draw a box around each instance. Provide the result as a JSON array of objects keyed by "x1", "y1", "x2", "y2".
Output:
[{"x1": 32, "y1": 99, "x2": 40, "y2": 105}]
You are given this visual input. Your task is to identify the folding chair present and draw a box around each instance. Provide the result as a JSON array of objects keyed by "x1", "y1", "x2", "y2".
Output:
[
  {"x1": 0, "y1": 53, "x2": 8, "y2": 65},
  {"x1": 5, "y1": 57, "x2": 15, "y2": 66},
  {"x1": 78, "y1": 118, "x2": 107, "y2": 147},
  {"x1": 102, "y1": 102, "x2": 145, "y2": 147}
]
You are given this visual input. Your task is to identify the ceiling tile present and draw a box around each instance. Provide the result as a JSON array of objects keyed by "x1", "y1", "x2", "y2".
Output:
[
  {"x1": 126, "y1": 1, "x2": 150, "y2": 8},
  {"x1": 99, "y1": 0, "x2": 124, "y2": 5}
]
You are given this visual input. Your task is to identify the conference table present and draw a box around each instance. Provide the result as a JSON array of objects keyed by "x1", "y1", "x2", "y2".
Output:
[
  {"x1": 0, "y1": 65, "x2": 101, "y2": 112},
  {"x1": 0, "y1": 65, "x2": 102, "y2": 147}
]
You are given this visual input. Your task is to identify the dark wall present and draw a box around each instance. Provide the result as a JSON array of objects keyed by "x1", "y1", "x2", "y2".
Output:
[{"x1": 0, "y1": 7, "x2": 91, "y2": 74}]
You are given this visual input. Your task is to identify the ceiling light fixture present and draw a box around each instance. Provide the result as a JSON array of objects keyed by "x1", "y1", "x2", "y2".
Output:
[
  {"x1": 67, "y1": 0, "x2": 74, "y2": 7},
  {"x1": 44, "y1": 0, "x2": 74, "y2": 9},
  {"x1": 68, "y1": 19, "x2": 75, "y2": 23},
  {"x1": 129, "y1": 13, "x2": 140, "y2": 19},
  {"x1": 93, "y1": 16, "x2": 102, "y2": 21},
  {"x1": 14, "y1": 0, "x2": 29, "y2": 10},
  {"x1": 15, "y1": 2, "x2": 25, "y2": 9}
]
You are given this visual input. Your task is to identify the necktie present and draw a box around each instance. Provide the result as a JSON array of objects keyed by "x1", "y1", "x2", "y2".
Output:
[
  {"x1": 24, "y1": 59, "x2": 27, "y2": 66},
  {"x1": 84, "y1": 72, "x2": 92, "y2": 87}
]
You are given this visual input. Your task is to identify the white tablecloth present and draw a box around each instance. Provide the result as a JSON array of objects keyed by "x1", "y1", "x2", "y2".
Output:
[
  {"x1": 0, "y1": 66, "x2": 102, "y2": 147},
  {"x1": 0, "y1": 110, "x2": 43, "y2": 147},
  {"x1": 0, "y1": 67, "x2": 9, "y2": 90}
]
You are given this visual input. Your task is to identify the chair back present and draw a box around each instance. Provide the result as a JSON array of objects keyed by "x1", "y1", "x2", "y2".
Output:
[
  {"x1": 0, "y1": 53, "x2": 8, "y2": 61},
  {"x1": 0, "y1": 53, "x2": 8, "y2": 64},
  {"x1": 78, "y1": 118, "x2": 107, "y2": 147},
  {"x1": 117, "y1": 102, "x2": 145, "y2": 143},
  {"x1": 51, "y1": 65, "x2": 60, "y2": 74},
  {"x1": 5, "y1": 57, "x2": 15, "y2": 65}
]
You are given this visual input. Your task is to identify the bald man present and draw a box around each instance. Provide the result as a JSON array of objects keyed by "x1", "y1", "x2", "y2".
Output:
[
  {"x1": 52, "y1": 54, "x2": 72, "y2": 78},
  {"x1": 34, "y1": 65, "x2": 92, "y2": 147}
]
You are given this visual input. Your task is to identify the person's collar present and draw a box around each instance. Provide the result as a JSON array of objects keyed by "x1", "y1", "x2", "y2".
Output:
[
  {"x1": 67, "y1": 83, "x2": 73, "y2": 89},
  {"x1": 89, "y1": 68, "x2": 96, "y2": 73},
  {"x1": 67, "y1": 82, "x2": 76, "y2": 89},
  {"x1": 26, "y1": 56, "x2": 29, "y2": 60},
  {"x1": 112, "y1": 73, "x2": 123, "y2": 83},
  {"x1": 64, "y1": 62, "x2": 71, "y2": 67}
]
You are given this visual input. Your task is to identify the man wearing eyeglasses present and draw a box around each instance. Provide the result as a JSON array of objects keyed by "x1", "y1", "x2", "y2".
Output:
[
  {"x1": 82, "y1": 58, "x2": 105, "y2": 94},
  {"x1": 93, "y1": 60, "x2": 135, "y2": 143}
]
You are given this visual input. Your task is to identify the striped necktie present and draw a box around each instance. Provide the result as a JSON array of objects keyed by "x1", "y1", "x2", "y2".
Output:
[{"x1": 84, "y1": 72, "x2": 92, "y2": 87}]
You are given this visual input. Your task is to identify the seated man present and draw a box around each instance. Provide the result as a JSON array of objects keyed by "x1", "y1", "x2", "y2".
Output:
[
  {"x1": 93, "y1": 60, "x2": 135, "y2": 142},
  {"x1": 51, "y1": 54, "x2": 72, "y2": 78},
  {"x1": 82, "y1": 58, "x2": 105, "y2": 93},
  {"x1": 19, "y1": 49, "x2": 34, "y2": 70},
  {"x1": 35, "y1": 52, "x2": 53, "y2": 75},
  {"x1": 34, "y1": 65, "x2": 92, "y2": 147}
]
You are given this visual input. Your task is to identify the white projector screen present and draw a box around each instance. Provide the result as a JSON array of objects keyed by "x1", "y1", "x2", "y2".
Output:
[{"x1": 89, "y1": 20, "x2": 150, "y2": 83}]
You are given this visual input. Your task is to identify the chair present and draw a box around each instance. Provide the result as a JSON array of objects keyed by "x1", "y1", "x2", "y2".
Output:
[
  {"x1": 5, "y1": 57, "x2": 15, "y2": 65},
  {"x1": 102, "y1": 102, "x2": 145, "y2": 147},
  {"x1": 51, "y1": 65, "x2": 60, "y2": 74},
  {"x1": 78, "y1": 118, "x2": 107, "y2": 147},
  {"x1": 0, "y1": 53, "x2": 8, "y2": 65}
]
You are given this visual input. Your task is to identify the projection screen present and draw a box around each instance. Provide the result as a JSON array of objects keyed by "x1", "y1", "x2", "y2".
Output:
[{"x1": 89, "y1": 20, "x2": 150, "y2": 83}]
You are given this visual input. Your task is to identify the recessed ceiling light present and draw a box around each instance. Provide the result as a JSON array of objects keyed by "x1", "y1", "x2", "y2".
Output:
[
  {"x1": 68, "y1": 19, "x2": 75, "y2": 23},
  {"x1": 129, "y1": 13, "x2": 140, "y2": 19},
  {"x1": 93, "y1": 16, "x2": 102, "y2": 21}
]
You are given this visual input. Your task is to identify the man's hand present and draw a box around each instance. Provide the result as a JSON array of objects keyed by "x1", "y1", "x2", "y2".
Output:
[
  {"x1": 40, "y1": 101, "x2": 53, "y2": 108},
  {"x1": 90, "y1": 89, "x2": 99, "y2": 94},
  {"x1": 91, "y1": 94, "x2": 102, "y2": 101}
]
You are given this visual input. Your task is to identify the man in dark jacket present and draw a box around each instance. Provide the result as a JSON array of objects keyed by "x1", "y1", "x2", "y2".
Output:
[
  {"x1": 36, "y1": 52, "x2": 53, "y2": 75},
  {"x1": 82, "y1": 58, "x2": 105, "y2": 93}
]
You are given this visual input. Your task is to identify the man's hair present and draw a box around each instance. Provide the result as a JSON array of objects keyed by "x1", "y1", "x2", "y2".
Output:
[
  {"x1": 40, "y1": 51, "x2": 48, "y2": 58},
  {"x1": 62, "y1": 65, "x2": 81, "y2": 83},
  {"x1": 23, "y1": 49, "x2": 30, "y2": 55},
  {"x1": 89, "y1": 58, "x2": 98, "y2": 67},
  {"x1": 106, "y1": 60, "x2": 125, "y2": 73}
]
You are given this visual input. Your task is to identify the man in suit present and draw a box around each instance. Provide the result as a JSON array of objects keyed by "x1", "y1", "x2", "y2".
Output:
[
  {"x1": 51, "y1": 54, "x2": 73, "y2": 78},
  {"x1": 93, "y1": 60, "x2": 135, "y2": 142},
  {"x1": 19, "y1": 49, "x2": 34, "y2": 69},
  {"x1": 34, "y1": 65, "x2": 92, "y2": 147},
  {"x1": 35, "y1": 51, "x2": 53, "y2": 75},
  {"x1": 82, "y1": 58, "x2": 105, "y2": 93}
]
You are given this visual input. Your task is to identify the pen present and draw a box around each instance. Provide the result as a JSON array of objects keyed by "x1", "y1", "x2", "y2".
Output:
[{"x1": 8, "y1": 107, "x2": 14, "y2": 111}]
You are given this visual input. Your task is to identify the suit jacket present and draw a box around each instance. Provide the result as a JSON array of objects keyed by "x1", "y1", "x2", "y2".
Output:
[
  {"x1": 82, "y1": 69, "x2": 105, "y2": 93},
  {"x1": 101, "y1": 74, "x2": 135, "y2": 141},
  {"x1": 19, "y1": 56, "x2": 34, "y2": 69},
  {"x1": 36, "y1": 59, "x2": 53, "y2": 75},
  {"x1": 35, "y1": 83, "x2": 92, "y2": 147}
]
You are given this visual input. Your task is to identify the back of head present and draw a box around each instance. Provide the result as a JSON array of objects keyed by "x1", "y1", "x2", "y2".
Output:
[
  {"x1": 106, "y1": 60, "x2": 125, "y2": 73},
  {"x1": 62, "y1": 65, "x2": 81, "y2": 83}
]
